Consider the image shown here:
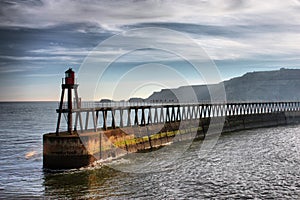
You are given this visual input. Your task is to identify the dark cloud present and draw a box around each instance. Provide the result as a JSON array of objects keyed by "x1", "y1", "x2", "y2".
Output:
[
  {"x1": 0, "y1": 22, "x2": 113, "y2": 84},
  {"x1": 125, "y1": 22, "x2": 300, "y2": 40},
  {"x1": 225, "y1": 0, "x2": 249, "y2": 10},
  {"x1": 0, "y1": 22, "x2": 112, "y2": 57}
]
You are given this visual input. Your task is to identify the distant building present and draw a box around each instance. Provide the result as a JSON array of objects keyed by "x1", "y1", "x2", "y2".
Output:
[
  {"x1": 100, "y1": 99, "x2": 113, "y2": 103},
  {"x1": 129, "y1": 97, "x2": 144, "y2": 102}
]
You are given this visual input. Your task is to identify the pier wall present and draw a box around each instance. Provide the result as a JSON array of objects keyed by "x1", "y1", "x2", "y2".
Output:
[
  {"x1": 43, "y1": 111, "x2": 300, "y2": 169},
  {"x1": 43, "y1": 134, "x2": 96, "y2": 169}
]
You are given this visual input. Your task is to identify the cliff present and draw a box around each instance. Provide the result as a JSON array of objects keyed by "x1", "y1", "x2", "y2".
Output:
[{"x1": 146, "y1": 68, "x2": 300, "y2": 102}]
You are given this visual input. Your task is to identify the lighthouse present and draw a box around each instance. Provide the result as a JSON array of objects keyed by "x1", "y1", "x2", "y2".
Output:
[
  {"x1": 56, "y1": 68, "x2": 79, "y2": 135},
  {"x1": 43, "y1": 68, "x2": 97, "y2": 169}
]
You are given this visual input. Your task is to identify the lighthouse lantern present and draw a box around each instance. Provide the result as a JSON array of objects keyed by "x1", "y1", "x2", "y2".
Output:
[{"x1": 65, "y1": 68, "x2": 75, "y2": 85}]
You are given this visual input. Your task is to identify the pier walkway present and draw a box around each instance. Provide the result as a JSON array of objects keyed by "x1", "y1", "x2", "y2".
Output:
[{"x1": 57, "y1": 101, "x2": 300, "y2": 132}]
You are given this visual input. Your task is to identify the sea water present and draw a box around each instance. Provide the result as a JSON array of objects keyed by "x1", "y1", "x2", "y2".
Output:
[{"x1": 0, "y1": 102, "x2": 300, "y2": 199}]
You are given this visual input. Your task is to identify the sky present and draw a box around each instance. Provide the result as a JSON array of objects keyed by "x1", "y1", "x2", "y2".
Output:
[{"x1": 0, "y1": 0, "x2": 300, "y2": 101}]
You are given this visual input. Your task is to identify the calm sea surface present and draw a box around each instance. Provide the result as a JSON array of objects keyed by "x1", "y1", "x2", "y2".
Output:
[{"x1": 0, "y1": 102, "x2": 300, "y2": 199}]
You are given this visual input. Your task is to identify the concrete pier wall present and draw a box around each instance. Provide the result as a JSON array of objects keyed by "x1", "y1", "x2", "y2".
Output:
[
  {"x1": 43, "y1": 111, "x2": 300, "y2": 169},
  {"x1": 43, "y1": 134, "x2": 97, "y2": 169}
]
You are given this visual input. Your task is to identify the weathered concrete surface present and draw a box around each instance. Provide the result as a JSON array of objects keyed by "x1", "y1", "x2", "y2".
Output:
[
  {"x1": 43, "y1": 133, "x2": 97, "y2": 169},
  {"x1": 222, "y1": 112, "x2": 288, "y2": 133},
  {"x1": 43, "y1": 111, "x2": 300, "y2": 169},
  {"x1": 285, "y1": 111, "x2": 300, "y2": 124}
]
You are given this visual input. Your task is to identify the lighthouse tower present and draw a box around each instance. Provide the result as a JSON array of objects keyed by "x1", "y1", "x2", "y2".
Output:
[{"x1": 56, "y1": 68, "x2": 80, "y2": 135}]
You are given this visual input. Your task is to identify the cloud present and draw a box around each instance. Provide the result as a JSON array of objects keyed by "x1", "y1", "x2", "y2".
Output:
[
  {"x1": 29, "y1": 46, "x2": 127, "y2": 57},
  {"x1": 194, "y1": 32, "x2": 300, "y2": 60},
  {"x1": 1, "y1": 0, "x2": 300, "y2": 30},
  {"x1": 0, "y1": 55, "x2": 80, "y2": 62},
  {"x1": 24, "y1": 73, "x2": 60, "y2": 77},
  {"x1": 0, "y1": 65, "x2": 42, "y2": 73},
  {"x1": 0, "y1": 1, "x2": 300, "y2": 75},
  {"x1": 1, "y1": 0, "x2": 299, "y2": 63}
]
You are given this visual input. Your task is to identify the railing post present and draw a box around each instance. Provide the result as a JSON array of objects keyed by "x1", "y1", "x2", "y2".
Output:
[{"x1": 127, "y1": 108, "x2": 131, "y2": 127}]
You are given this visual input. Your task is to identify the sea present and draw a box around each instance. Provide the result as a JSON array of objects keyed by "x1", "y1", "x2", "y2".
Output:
[{"x1": 0, "y1": 102, "x2": 300, "y2": 199}]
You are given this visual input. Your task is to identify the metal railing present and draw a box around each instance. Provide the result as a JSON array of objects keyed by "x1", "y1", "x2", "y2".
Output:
[{"x1": 60, "y1": 100, "x2": 300, "y2": 110}]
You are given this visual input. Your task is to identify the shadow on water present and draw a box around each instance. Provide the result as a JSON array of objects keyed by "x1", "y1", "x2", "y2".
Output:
[
  {"x1": 43, "y1": 166, "x2": 126, "y2": 199},
  {"x1": 42, "y1": 136, "x2": 206, "y2": 199}
]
